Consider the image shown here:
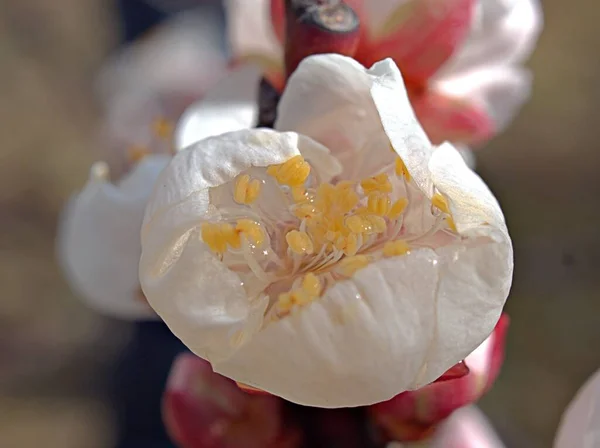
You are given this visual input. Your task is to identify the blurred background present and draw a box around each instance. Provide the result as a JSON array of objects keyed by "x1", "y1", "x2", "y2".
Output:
[{"x1": 0, "y1": 0, "x2": 598, "y2": 446}]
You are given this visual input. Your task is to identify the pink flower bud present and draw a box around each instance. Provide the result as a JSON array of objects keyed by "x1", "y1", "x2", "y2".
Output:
[
  {"x1": 163, "y1": 354, "x2": 295, "y2": 448},
  {"x1": 368, "y1": 314, "x2": 509, "y2": 443}
]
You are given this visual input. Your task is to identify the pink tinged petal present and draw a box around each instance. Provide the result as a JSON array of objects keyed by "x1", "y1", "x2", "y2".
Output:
[
  {"x1": 358, "y1": 0, "x2": 477, "y2": 84},
  {"x1": 362, "y1": 0, "x2": 412, "y2": 33},
  {"x1": 163, "y1": 353, "x2": 285, "y2": 448},
  {"x1": 554, "y1": 368, "x2": 600, "y2": 448},
  {"x1": 411, "y1": 90, "x2": 494, "y2": 145},
  {"x1": 435, "y1": 0, "x2": 543, "y2": 79},
  {"x1": 437, "y1": 362, "x2": 470, "y2": 382},
  {"x1": 433, "y1": 66, "x2": 533, "y2": 134},
  {"x1": 431, "y1": 406, "x2": 505, "y2": 448}
]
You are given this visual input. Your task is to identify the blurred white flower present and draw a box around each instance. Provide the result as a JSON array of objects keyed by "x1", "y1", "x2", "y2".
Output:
[
  {"x1": 388, "y1": 406, "x2": 505, "y2": 447},
  {"x1": 59, "y1": 157, "x2": 170, "y2": 319},
  {"x1": 59, "y1": 12, "x2": 227, "y2": 320},
  {"x1": 97, "y1": 10, "x2": 227, "y2": 177},
  {"x1": 140, "y1": 54, "x2": 513, "y2": 407},
  {"x1": 430, "y1": 406, "x2": 505, "y2": 447},
  {"x1": 554, "y1": 368, "x2": 600, "y2": 448},
  {"x1": 225, "y1": 0, "x2": 542, "y2": 147}
]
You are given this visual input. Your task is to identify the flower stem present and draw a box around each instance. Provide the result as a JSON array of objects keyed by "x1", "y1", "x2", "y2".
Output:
[{"x1": 284, "y1": 0, "x2": 361, "y2": 78}]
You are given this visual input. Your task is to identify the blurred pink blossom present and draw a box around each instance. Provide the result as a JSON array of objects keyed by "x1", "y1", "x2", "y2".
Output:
[
  {"x1": 163, "y1": 354, "x2": 302, "y2": 448},
  {"x1": 226, "y1": 0, "x2": 542, "y2": 147}
]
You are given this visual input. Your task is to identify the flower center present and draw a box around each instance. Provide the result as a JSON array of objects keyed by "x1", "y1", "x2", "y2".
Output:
[{"x1": 200, "y1": 153, "x2": 458, "y2": 323}]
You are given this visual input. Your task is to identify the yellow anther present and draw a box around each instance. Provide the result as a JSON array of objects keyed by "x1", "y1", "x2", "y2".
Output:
[
  {"x1": 152, "y1": 117, "x2": 174, "y2": 139},
  {"x1": 127, "y1": 145, "x2": 150, "y2": 163},
  {"x1": 314, "y1": 183, "x2": 336, "y2": 212},
  {"x1": 267, "y1": 155, "x2": 311, "y2": 187},
  {"x1": 346, "y1": 215, "x2": 384, "y2": 235},
  {"x1": 293, "y1": 204, "x2": 320, "y2": 221},
  {"x1": 302, "y1": 273, "x2": 322, "y2": 297},
  {"x1": 361, "y1": 173, "x2": 392, "y2": 194},
  {"x1": 446, "y1": 216, "x2": 458, "y2": 232},
  {"x1": 383, "y1": 240, "x2": 410, "y2": 257},
  {"x1": 236, "y1": 219, "x2": 264, "y2": 246},
  {"x1": 367, "y1": 193, "x2": 391, "y2": 216},
  {"x1": 344, "y1": 233, "x2": 359, "y2": 256},
  {"x1": 277, "y1": 288, "x2": 315, "y2": 312},
  {"x1": 337, "y1": 187, "x2": 359, "y2": 214},
  {"x1": 388, "y1": 198, "x2": 409, "y2": 220},
  {"x1": 286, "y1": 230, "x2": 314, "y2": 255},
  {"x1": 365, "y1": 215, "x2": 387, "y2": 234},
  {"x1": 201, "y1": 223, "x2": 228, "y2": 254},
  {"x1": 291, "y1": 186, "x2": 309, "y2": 203},
  {"x1": 306, "y1": 221, "x2": 328, "y2": 247},
  {"x1": 338, "y1": 255, "x2": 371, "y2": 276},
  {"x1": 395, "y1": 157, "x2": 411, "y2": 181},
  {"x1": 326, "y1": 230, "x2": 341, "y2": 242},
  {"x1": 345, "y1": 215, "x2": 370, "y2": 234},
  {"x1": 333, "y1": 235, "x2": 346, "y2": 250},
  {"x1": 234, "y1": 174, "x2": 261, "y2": 205},
  {"x1": 220, "y1": 223, "x2": 241, "y2": 249},
  {"x1": 277, "y1": 292, "x2": 294, "y2": 312},
  {"x1": 432, "y1": 193, "x2": 450, "y2": 214},
  {"x1": 292, "y1": 290, "x2": 314, "y2": 306}
]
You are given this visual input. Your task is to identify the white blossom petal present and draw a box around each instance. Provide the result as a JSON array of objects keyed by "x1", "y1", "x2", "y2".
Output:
[
  {"x1": 554, "y1": 368, "x2": 600, "y2": 448},
  {"x1": 59, "y1": 155, "x2": 170, "y2": 319},
  {"x1": 435, "y1": 0, "x2": 543, "y2": 79},
  {"x1": 224, "y1": 0, "x2": 283, "y2": 63},
  {"x1": 175, "y1": 64, "x2": 262, "y2": 151},
  {"x1": 215, "y1": 252, "x2": 439, "y2": 407},
  {"x1": 277, "y1": 55, "x2": 429, "y2": 180},
  {"x1": 140, "y1": 129, "x2": 341, "y2": 361}
]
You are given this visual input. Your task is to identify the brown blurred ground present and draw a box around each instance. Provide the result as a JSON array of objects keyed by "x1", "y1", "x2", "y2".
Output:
[{"x1": 0, "y1": 0, "x2": 598, "y2": 447}]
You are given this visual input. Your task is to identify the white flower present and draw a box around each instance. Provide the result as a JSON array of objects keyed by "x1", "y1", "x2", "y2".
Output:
[
  {"x1": 554, "y1": 368, "x2": 600, "y2": 448},
  {"x1": 59, "y1": 12, "x2": 226, "y2": 319},
  {"x1": 224, "y1": 0, "x2": 542, "y2": 146},
  {"x1": 97, "y1": 11, "x2": 227, "y2": 177},
  {"x1": 60, "y1": 156, "x2": 170, "y2": 319},
  {"x1": 140, "y1": 54, "x2": 513, "y2": 407}
]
